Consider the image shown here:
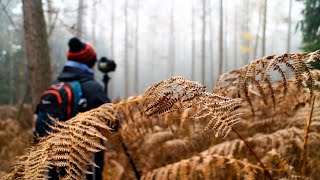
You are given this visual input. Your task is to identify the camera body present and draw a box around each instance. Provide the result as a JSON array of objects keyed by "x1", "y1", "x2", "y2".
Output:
[{"x1": 98, "y1": 57, "x2": 116, "y2": 74}]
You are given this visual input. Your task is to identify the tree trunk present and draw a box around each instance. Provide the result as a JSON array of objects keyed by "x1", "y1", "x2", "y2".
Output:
[
  {"x1": 287, "y1": 0, "x2": 292, "y2": 53},
  {"x1": 224, "y1": 3, "x2": 228, "y2": 72},
  {"x1": 91, "y1": 0, "x2": 97, "y2": 45},
  {"x1": 76, "y1": 0, "x2": 84, "y2": 38},
  {"x1": 253, "y1": 1, "x2": 263, "y2": 59},
  {"x1": 234, "y1": 9, "x2": 238, "y2": 68},
  {"x1": 168, "y1": 0, "x2": 175, "y2": 77},
  {"x1": 201, "y1": 0, "x2": 206, "y2": 85},
  {"x1": 124, "y1": 0, "x2": 129, "y2": 98},
  {"x1": 110, "y1": 0, "x2": 115, "y2": 57},
  {"x1": 8, "y1": 34, "x2": 13, "y2": 105},
  {"x1": 244, "y1": 0, "x2": 250, "y2": 64},
  {"x1": 209, "y1": 0, "x2": 214, "y2": 86},
  {"x1": 218, "y1": 0, "x2": 223, "y2": 77},
  {"x1": 134, "y1": 0, "x2": 140, "y2": 94},
  {"x1": 191, "y1": 0, "x2": 195, "y2": 80},
  {"x1": 109, "y1": 0, "x2": 115, "y2": 99},
  {"x1": 22, "y1": 0, "x2": 52, "y2": 110},
  {"x1": 262, "y1": 0, "x2": 267, "y2": 56}
]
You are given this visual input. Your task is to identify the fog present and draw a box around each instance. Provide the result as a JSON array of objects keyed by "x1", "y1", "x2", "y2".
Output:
[{"x1": 0, "y1": 0, "x2": 304, "y2": 101}]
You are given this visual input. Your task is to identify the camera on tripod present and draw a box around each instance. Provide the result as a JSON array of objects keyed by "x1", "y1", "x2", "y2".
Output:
[
  {"x1": 98, "y1": 57, "x2": 116, "y2": 74},
  {"x1": 97, "y1": 57, "x2": 116, "y2": 96}
]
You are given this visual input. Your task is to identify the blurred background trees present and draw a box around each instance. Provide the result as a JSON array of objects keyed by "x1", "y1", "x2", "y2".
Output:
[
  {"x1": 0, "y1": 0, "x2": 318, "y2": 105},
  {"x1": 298, "y1": 0, "x2": 320, "y2": 52}
]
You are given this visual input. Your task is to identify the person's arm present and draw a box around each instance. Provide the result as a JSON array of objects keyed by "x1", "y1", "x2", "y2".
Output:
[{"x1": 82, "y1": 81, "x2": 111, "y2": 110}]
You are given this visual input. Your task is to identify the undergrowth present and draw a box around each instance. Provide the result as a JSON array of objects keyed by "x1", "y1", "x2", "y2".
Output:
[{"x1": 2, "y1": 50, "x2": 320, "y2": 179}]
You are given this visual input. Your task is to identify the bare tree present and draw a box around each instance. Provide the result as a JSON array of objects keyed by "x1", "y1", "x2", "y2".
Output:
[
  {"x1": 168, "y1": 0, "x2": 175, "y2": 77},
  {"x1": 110, "y1": 0, "x2": 115, "y2": 57},
  {"x1": 134, "y1": 0, "x2": 140, "y2": 94},
  {"x1": 109, "y1": 0, "x2": 115, "y2": 100},
  {"x1": 253, "y1": 0, "x2": 263, "y2": 59},
  {"x1": 218, "y1": 0, "x2": 223, "y2": 76},
  {"x1": 91, "y1": 0, "x2": 98, "y2": 45},
  {"x1": 262, "y1": 0, "x2": 267, "y2": 56},
  {"x1": 234, "y1": 9, "x2": 238, "y2": 68},
  {"x1": 201, "y1": 0, "x2": 206, "y2": 84},
  {"x1": 224, "y1": 3, "x2": 228, "y2": 72},
  {"x1": 76, "y1": 0, "x2": 84, "y2": 38},
  {"x1": 287, "y1": 0, "x2": 292, "y2": 53},
  {"x1": 124, "y1": 0, "x2": 129, "y2": 98},
  {"x1": 209, "y1": 0, "x2": 214, "y2": 86},
  {"x1": 22, "y1": 0, "x2": 52, "y2": 110},
  {"x1": 191, "y1": 0, "x2": 196, "y2": 80},
  {"x1": 46, "y1": 0, "x2": 59, "y2": 38},
  {"x1": 200, "y1": 0, "x2": 206, "y2": 84},
  {"x1": 243, "y1": 0, "x2": 250, "y2": 64}
]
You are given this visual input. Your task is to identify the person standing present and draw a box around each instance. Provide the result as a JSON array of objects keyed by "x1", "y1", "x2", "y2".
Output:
[{"x1": 34, "y1": 37, "x2": 110, "y2": 180}]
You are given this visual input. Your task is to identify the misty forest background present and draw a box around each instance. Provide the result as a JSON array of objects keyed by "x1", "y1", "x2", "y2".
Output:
[{"x1": 0, "y1": 0, "x2": 319, "y2": 107}]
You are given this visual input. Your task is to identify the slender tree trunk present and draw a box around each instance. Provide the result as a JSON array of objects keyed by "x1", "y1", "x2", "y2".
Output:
[
  {"x1": 224, "y1": 3, "x2": 228, "y2": 72},
  {"x1": 124, "y1": 0, "x2": 129, "y2": 98},
  {"x1": 91, "y1": 1, "x2": 97, "y2": 45},
  {"x1": 108, "y1": 0, "x2": 115, "y2": 100},
  {"x1": 234, "y1": 9, "x2": 238, "y2": 68},
  {"x1": 47, "y1": 0, "x2": 53, "y2": 28},
  {"x1": 46, "y1": 0, "x2": 59, "y2": 38},
  {"x1": 22, "y1": 0, "x2": 52, "y2": 110},
  {"x1": 134, "y1": 0, "x2": 140, "y2": 94},
  {"x1": 244, "y1": 0, "x2": 250, "y2": 64},
  {"x1": 110, "y1": 0, "x2": 115, "y2": 57},
  {"x1": 168, "y1": 0, "x2": 175, "y2": 77},
  {"x1": 287, "y1": 0, "x2": 292, "y2": 53},
  {"x1": 76, "y1": 0, "x2": 84, "y2": 38},
  {"x1": 8, "y1": 33, "x2": 13, "y2": 104},
  {"x1": 201, "y1": 0, "x2": 206, "y2": 85},
  {"x1": 262, "y1": 0, "x2": 267, "y2": 56},
  {"x1": 191, "y1": 0, "x2": 195, "y2": 80},
  {"x1": 209, "y1": 0, "x2": 214, "y2": 87},
  {"x1": 253, "y1": 1, "x2": 263, "y2": 59},
  {"x1": 218, "y1": 0, "x2": 223, "y2": 76}
]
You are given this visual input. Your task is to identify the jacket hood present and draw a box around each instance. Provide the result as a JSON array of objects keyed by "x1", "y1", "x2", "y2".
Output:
[{"x1": 57, "y1": 66, "x2": 94, "y2": 82}]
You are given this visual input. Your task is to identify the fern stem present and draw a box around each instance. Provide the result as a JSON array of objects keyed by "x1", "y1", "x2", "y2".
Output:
[
  {"x1": 232, "y1": 127, "x2": 273, "y2": 180},
  {"x1": 301, "y1": 95, "x2": 316, "y2": 175},
  {"x1": 120, "y1": 138, "x2": 141, "y2": 179}
]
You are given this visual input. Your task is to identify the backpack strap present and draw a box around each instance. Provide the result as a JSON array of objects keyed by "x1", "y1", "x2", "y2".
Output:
[{"x1": 63, "y1": 84, "x2": 73, "y2": 119}]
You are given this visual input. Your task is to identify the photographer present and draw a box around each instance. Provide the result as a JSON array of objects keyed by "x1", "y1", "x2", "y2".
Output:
[{"x1": 34, "y1": 37, "x2": 114, "y2": 180}]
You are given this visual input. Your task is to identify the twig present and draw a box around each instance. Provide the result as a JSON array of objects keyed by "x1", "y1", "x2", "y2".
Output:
[
  {"x1": 300, "y1": 95, "x2": 316, "y2": 175},
  {"x1": 232, "y1": 127, "x2": 273, "y2": 180}
]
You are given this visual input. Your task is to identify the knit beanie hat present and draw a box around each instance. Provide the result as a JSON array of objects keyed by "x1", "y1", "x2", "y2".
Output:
[{"x1": 67, "y1": 37, "x2": 97, "y2": 68}]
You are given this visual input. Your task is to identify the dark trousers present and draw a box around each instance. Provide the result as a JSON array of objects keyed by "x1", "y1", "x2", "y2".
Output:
[
  {"x1": 48, "y1": 150, "x2": 104, "y2": 180},
  {"x1": 86, "y1": 150, "x2": 104, "y2": 180}
]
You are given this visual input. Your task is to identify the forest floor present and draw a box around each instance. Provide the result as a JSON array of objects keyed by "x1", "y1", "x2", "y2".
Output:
[
  {"x1": 0, "y1": 105, "x2": 33, "y2": 177},
  {"x1": 1, "y1": 88, "x2": 320, "y2": 179}
]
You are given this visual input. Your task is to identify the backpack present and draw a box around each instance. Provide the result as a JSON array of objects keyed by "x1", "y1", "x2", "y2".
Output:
[{"x1": 34, "y1": 81, "x2": 85, "y2": 137}]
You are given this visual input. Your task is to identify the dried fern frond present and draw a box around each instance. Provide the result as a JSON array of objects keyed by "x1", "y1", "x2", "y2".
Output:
[
  {"x1": 141, "y1": 153, "x2": 264, "y2": 180},
  {"x1": 214, "y1": 51, "x2": 319, "y2": 115},
  {"x1": 139, "y1": 76, "x2": 242, "y2": 138},
  {"x1": 4, "y1": 143, "x2": 52, "y2": 180},
  {"x1": 139, "y1": 76, "x2": 207, "y2": 116},
  {"x1": 5, "y1": 103, "x2": 117, "y2": 180},
  {"x1": 204, "y1": 127, "x2": 320, "y2": 167}
]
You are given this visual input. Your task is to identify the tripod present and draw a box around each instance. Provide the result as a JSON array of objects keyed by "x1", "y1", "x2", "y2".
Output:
[{"x1": 102, "y1": 74, "x2": 110, "y2": 95}]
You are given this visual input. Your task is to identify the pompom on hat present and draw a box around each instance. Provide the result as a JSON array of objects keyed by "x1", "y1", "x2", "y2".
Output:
[{"x1": 67, "y1": 37, "x2": 97, "y2": 68}]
